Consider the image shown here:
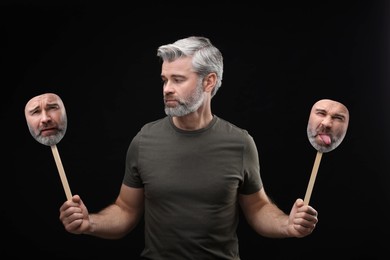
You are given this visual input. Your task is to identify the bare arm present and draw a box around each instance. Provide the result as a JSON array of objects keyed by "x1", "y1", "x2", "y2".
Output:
[
  {"x1": 239, "y1": 188, "x2": 318, "y2": 238},
  {"x1": 59, "y1": 184, "x2": 144, "y2": 239}
]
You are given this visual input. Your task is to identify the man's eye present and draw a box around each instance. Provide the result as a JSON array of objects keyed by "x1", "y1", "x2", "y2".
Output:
[
  {"x1": 47, "y1": 105, "x2": 60, "y2": 111},
  {"x1": 333, "y1": 116, "x2": 345, "y2": 121},
  {"x1": 174, "y1": 78, "x2": 185, "y2": 84}
]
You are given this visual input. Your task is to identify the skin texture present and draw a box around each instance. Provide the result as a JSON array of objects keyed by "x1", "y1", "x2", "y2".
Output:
[
  {"x1": 307, "y1": 99, "x2": 349, "y2": 153},
  {"x1": 59, "y1": 37, "x2": 319, "y2": 257},
  {"x1": 24, "y1": 93, "x2": 67, "y2": 146}
]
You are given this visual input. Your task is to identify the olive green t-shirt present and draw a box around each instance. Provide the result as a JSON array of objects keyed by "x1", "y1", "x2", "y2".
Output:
[{"x1": 123, "y1": 115, "x2": 262, "y2": 259}]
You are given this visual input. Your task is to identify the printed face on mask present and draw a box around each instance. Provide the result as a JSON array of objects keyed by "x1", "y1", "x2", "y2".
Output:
[
  {"x1": 307, "y1": 99, "x2": 349, "y2": 153},
  {"x1": 25, "y1": 93, "x2": 67, "y2": 146}
]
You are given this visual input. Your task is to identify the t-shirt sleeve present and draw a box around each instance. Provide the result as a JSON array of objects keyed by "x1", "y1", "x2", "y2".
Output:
[
  {"x1": 240, "y1": 134, "x2": 263, "y2": 195},
  {"x1": 122, "y1": 132, "x2": 144, "y2": 188}
]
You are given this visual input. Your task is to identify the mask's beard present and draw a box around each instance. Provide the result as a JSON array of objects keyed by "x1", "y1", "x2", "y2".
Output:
[
  {"x1": 307, "y1": 125, "x2": 345, "y2": 153},
  {"x1": 28, "y1": 113, "x2": 67, "y2": 146},
  {"x1": 36, "y1": 132, "x2": 65, "y2": 146}
]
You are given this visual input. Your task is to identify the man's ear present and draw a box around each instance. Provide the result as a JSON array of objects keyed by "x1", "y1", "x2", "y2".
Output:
[{"x1": 203, "y1": 72, "x2": 217, "y2": 93}]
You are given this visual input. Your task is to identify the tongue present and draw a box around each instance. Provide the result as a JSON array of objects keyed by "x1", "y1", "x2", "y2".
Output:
[{"x1": 319, "y1": 134, "x2": 331, "y2": 145}]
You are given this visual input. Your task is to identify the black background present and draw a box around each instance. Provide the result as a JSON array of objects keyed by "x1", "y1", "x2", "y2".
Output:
[{"x1": 2, "y1": 2, "x2": 389, "y2": 259}]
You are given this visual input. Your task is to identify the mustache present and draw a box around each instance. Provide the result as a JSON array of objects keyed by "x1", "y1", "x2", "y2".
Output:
[
  {"x1": 164, "y1": 96, "x2": 185, "y2": 105},
  {"x1": 316, "y1": 125, "x2": 330, "y2": 135}
]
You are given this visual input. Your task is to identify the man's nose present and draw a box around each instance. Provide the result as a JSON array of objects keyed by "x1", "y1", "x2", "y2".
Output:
[
  {"x1": 163, "y1": 81, "x2": 174, "y2": 94},
  {"x1": 40, "y1": 111, "x2": 52, "y2": 122},
  {"x1": 320, "y1": 116, "x2": 333, "y2": 127}
]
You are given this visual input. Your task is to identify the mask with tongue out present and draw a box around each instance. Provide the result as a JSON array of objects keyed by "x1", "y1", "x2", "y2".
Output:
[
  {"x1": 307, "y1": 99, "x2": 350, "y2": 153},
  {"x1": 304, "y1": 99, "x2": 350, "y2": 204}
]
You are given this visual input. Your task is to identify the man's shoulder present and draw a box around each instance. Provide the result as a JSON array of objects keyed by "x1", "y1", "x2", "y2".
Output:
[
  {"x1": 140, "y1": 116, "x2": 169, "y2": 132},
  {"x1": 214, "y1": 115, "x2": 248, "y2": 135}
]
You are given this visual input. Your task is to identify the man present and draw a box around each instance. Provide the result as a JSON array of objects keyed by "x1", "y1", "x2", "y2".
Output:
[
  {"x1": 307, "y1": 99, "x2": 350, "y2": 153},
  {"x1": 59, "y1": 36, "x2": 318, "y2": 259},
  {"x1": 24, "y1": 92, "x2": 67, "y2": 146}
]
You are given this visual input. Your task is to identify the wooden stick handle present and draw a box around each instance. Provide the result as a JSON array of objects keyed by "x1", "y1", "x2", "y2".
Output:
[
  {"x1": 304, "y1": 151, "x2": 323, "y2": 205},
  {"x1": 51, "y1": 145, "x2": 72, "y2": 200}
]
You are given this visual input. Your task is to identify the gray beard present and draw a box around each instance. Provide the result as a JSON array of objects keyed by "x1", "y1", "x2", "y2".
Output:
[
  {"x1": 34, "y1": 131, "x2": 65, "y2": 146},
  {"x1": 165, "y1": 81, "x2": 204, "y2": 117},
  {"x1": 307, "y1": 128, "x2": 344, "y2": 153}
]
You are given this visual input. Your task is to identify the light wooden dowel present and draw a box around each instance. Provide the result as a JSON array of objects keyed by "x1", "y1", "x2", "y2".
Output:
[
  {"x1": 51, "y1": 145, "x2": 72, "y2": 200},
  {"x1": 304, "y1": 151, "x2": 323, "y2": 205}
]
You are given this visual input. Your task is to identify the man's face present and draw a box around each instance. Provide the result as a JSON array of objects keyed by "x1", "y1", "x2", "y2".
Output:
[
  {"x1": 161, "y1": 56, "x2": 205, "y2": 117},
  {"x1": 307, "y1": 99, "x2": 349, "y2": 153},
  {"x1": 25, "y1": 93, "x2": 67, "y2": 146}
]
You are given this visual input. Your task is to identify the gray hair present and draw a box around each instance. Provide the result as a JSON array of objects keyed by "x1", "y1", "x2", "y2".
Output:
[{"x1": 157, "y1": 36, "x2": 223, "y2": 98}]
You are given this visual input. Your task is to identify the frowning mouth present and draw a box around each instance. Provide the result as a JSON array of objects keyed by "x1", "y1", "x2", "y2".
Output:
[{"x1": 40, "y1": 128, "x2": 58, "y2": 137}]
